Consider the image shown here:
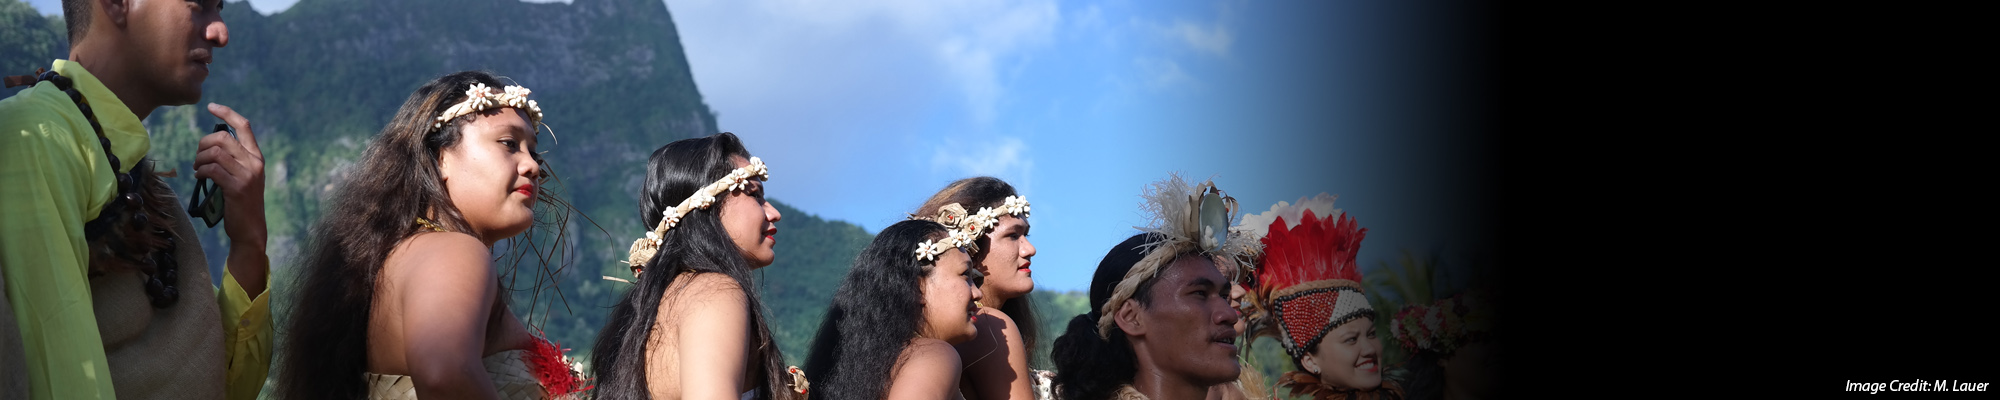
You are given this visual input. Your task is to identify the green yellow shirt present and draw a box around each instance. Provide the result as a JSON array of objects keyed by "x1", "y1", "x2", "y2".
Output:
[{"x1": 0, "y1": 60, "x2": 272, "y2": 400}]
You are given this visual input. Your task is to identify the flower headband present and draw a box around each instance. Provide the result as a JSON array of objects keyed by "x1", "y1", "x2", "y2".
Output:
[
  {"x1": 910, "y1": 196, "x2": 1030, "y2": 262},
  {"x1": 617, "y1": 157, "x2": 771, "y2": 277},
  {"x1": 1097, "y1": 174, "x2": 1256, "y2": 339},
  {"x1": 434, "y1": 83, "x2": 543, "y2": 131}
]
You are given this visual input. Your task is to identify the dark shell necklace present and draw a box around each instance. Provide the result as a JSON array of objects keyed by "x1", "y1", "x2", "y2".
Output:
[{"x1": 15, "y1": 69, "x2": 181, "y2": 308}]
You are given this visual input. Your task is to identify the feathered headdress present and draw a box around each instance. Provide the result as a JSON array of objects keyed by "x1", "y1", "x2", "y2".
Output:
[
  {"x1": 1245, "y1": 195, "x2": 1370, "y2": 362},
  {"x1": 1096, "y1": 174, "x2": 1259, "y2": 338}
]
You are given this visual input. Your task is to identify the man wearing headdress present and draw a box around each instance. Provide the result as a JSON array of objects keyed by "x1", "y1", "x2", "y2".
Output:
[
  {"x1": 0, "y1": 0, "x2": 272, "y2": 399},
  {"x1": 1051, "y1": 175, "x2": 1257, "y2": 400}
]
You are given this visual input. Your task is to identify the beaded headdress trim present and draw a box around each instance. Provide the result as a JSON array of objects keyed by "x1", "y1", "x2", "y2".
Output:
[
  {"x1": 910, "y1": 196, "x2": 1030, "y2": 262},
  {"x1": 619, "y1": 157, "x2": 770, "y2": 274},
  {"x1": 1266, "y1": 280, "x2": 1375, "y2": 360},
  {"x1": 433, "y1": 83, "x2": 543, "y2": 131}
]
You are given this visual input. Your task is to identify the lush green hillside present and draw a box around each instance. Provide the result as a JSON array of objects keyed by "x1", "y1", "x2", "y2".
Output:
[
  {"x1": 0, "y1": 0, "x2": 65, "y2": 78},
  {"x1": 4, "y1": 0, "x2": 1299, "y2": 396}
]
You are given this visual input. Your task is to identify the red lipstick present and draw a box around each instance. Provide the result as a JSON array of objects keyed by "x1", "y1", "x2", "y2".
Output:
[{"x1": 515, "y1": 184, "x2": 535, "y2": 198}]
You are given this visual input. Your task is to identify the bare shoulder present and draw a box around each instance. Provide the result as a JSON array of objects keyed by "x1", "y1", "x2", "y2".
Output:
[
  {"x1": 385, "y1": 232, "x2": 494, "y2": 283},
  {"x1": 979, "y1": 307, "x2": 1019, "y2": 327},
  {"x1": 958, "y1": 308, "x2": 1025, "y2": 354},
  {"x1": 889, "y1": 338, "x2": 967, "y2": 400},
  {"x1": 658, "y1": 272, "x2": 751, "y2": 336},
  {"x1": 665, "y1": 272, "x2": 749, "y2": 310},
  {"x1": 901, "y1": 338, "x2": 965, "y2": 374}
]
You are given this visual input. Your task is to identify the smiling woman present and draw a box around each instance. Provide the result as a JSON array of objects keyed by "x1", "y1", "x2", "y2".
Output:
[{"x1": 1241, "y1": 196, "x2": 1404, "y2": 400}]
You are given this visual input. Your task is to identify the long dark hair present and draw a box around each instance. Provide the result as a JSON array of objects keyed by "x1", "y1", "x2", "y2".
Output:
[
  {"x1": 802, "y1": 220, "x2": 962, "y2": 400},
  {"x1": 274, "y1": 71, "x2": 559, "y2": 400},
  {"x1": 1050, "y1": 233, "x2": 1188, "y2": 400},
  {"x1": 589, "y1": 132, "x2": 795, "y2": 400},
  {"x1": 913, "y1": 177, "x2": 1039, "y2": 358}
]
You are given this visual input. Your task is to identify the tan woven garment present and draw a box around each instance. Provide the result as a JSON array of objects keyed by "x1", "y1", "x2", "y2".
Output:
[
  {"x1": 363, "y1": 349, "x2": 565, "y2": 400},
  {"x1": 90, "y1": 186, "x2": 228, "y2": 400}
]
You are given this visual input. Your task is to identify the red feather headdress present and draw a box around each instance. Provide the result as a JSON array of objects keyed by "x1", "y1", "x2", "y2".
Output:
[{"x1": 1252, "y1": 208, "x2": 1370, "y2": 361}]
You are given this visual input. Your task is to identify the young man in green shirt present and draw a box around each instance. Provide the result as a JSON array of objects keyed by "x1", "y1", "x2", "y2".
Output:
[{"x1": 0, "y1": 0, "x2": 273, "y2": 399}]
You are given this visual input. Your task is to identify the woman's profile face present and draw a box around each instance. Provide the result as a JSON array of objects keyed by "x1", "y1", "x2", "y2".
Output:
[
  {"x1": 1212, "y1": 255, "x2": 1251, "y2": 335},
  {"x1": 920, "y1": 248, "x2": 983, "y2": 344},
  {"x1": 975, "y1": 215, "x2": 1036, "y2": 302},
  {"x1": 438, "y1": 108, "x2": 540, "y2": 243},
  {"x1": 717, "y1": 155, "x2": 781, "y2": 267},
  {"x1": 1307, "y1": 317, "x2": 1382, "y2": 390}
]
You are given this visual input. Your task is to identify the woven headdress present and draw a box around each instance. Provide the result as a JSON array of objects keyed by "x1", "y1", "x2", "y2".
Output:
[
  {"x1": 1243, "y1": 194, "x2": 1370, "y2": 361},
  {"x1": 1095, "y1": 174, "x2": 1259, "y2": 339}
]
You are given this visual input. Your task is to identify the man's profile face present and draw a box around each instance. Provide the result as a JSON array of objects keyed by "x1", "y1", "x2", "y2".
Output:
[
  {"x1": 125, "y1": 0, "x2": 228, "y2": 105},
  {"x1": 1134, "y1": 255, "x2": 1243, "y2": 386}
]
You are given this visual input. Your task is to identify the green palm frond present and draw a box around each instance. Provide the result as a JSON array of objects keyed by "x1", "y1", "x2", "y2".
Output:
[{"x1": 1366, "y1": 250, "x2": 1439, "y2": 310}]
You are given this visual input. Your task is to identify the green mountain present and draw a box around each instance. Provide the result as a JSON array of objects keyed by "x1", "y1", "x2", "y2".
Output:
[{"x1": 3, "y1": 0, "x2": 1099, "y2": 385}]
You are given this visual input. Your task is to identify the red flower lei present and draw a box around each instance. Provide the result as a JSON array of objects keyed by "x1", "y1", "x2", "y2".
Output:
[{"x1": 524, "y1": 335, "x2": 592, "y2": 396}]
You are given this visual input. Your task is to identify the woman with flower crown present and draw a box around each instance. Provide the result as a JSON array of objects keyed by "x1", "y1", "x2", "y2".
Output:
[
  {"x1": 801, "y1": 219, "x2": 986, "y2": 400},
  {"x1": 908, "y1": 177, "x2": 1045, "y2": 400},
  {"x1": 273, "y1": 71, "x2": 587, "y2": 400},
  {"x1": 589, "y1": 132, "x2": 806, "y2": 400}
]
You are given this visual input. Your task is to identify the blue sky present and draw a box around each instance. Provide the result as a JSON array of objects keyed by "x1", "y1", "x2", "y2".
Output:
[{"x1": 26, "y1": 0, "x2": 1492, "y2": 295}]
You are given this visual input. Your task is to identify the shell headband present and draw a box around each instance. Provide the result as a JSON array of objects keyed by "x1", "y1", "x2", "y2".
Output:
[
  {"x1": 1097, "y1": 174, "x2": 1257, "y2": 339},
  {"x1": 618, "y1": 157, "x2": 771, "y2": 276},
  {"x1": 434, "y1": 83, "x2": 543, "y2": 131},
  {"x1": 910, "y1": 196, "x2": 1029, "y2": 262}
]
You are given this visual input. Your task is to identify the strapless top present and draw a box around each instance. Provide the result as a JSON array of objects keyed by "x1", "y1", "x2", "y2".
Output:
[{"x1": 363, "y1": 337, "x2": 587, "y2": 399}]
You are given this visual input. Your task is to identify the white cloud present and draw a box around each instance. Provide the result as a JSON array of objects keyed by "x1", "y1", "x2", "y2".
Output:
[
  {"x1": 931, "y1": 136, "x2": 1032, "y2": 184},
  {"x1": 677, "y1": 0, "x2": 1060, "y2": 125},
  {"x1": 1134, "y1": 57, "x2": 1191, "y2": 90},
  {"x1": 1167, "y1": 18, "x2": 1232, "y2": 58}
]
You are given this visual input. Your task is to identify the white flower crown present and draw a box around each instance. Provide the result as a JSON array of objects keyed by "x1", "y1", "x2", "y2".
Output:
[
  {"x1": 434, "y1": 83, "x2": 543, "y2": 131},
  {"x1": 615, "y1": 157, "x2": 771, "y2": 277},
  {"x1": 910, "y1": 195, "x2": 1030, "y2": 262}
]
